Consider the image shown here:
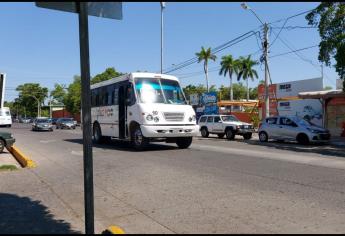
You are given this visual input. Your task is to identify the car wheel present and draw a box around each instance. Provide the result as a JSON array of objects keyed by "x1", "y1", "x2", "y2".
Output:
[
  {"x1": 93, "y1": 123, "x2": 104, "y2": 144},
  {"x1": 0, "y1": 139, "x2": 5, "y2": 153},
  {"x1": 200, "y1": 127, "x2": 209, "y2": 138},
  {"x1": 176, "y1": 137, "x2": 193, "y2": 149},
  {"x1": 297, "y1": 133, "x2": 309, "y2": 145},
  {"x1": 217, "y1": 133, "x2": 225, "y2": 138},
  {"x1": 243, "y1": 133, "x2": 252, "y2": 140},
  {"x1": 131, "y1": 126, "x2": 149, "y2": 150},
  {"x1": 259, "y1": 131, "x2": 268, "y2": 142},
  {"x1": 225, "y1": 129, "x2": 235, "y2": 140}
]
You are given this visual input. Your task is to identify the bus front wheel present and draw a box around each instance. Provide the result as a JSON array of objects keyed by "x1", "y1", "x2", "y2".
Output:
[
  {"x1": 176, "y1": 137, "x2": 193, "y2": 149},
  {"x1": 131, "y1": 126, "x2": 149, "y2": 150}
]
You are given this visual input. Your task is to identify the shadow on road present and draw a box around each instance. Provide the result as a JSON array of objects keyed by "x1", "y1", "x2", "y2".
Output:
[
  {"x1": 236, "y1": 139, "x2": 345, "y2": 158},
  {"x1": 0, "y1": 193, "x2": 81, "y2": 234},
  {"x1": 64, "y1": 138, "x2": 178, "y2": 152}
]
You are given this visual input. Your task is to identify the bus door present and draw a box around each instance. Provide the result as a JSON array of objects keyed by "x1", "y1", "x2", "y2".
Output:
[{"x1": 118, "y1": 85, "x2": 126, "y2": 139}]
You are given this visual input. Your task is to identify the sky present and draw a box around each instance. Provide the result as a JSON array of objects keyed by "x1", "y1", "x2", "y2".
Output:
[{"x1": 0, "y1": 2, "x2": 339, "y2": 102}]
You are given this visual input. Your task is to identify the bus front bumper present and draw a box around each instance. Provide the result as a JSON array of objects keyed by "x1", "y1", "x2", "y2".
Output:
[{"x1": 140, "y1": 124, "x2": 200, "y2": 138}]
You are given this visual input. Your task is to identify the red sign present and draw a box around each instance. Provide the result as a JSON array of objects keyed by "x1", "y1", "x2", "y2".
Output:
[{"x1": 258, "y1": 84, "x2": 276, "y2": 101}]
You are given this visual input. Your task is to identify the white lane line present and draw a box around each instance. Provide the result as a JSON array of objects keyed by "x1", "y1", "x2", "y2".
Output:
[
  {"x1": 191, "y1": 143, "x2": 345, "y2": 171},
  {"x1": 40, "y1": 140, "x2": 57, "y2": 144},
  {"x1": 71, "y1": 150, "x2": 97, "y2": 156}
]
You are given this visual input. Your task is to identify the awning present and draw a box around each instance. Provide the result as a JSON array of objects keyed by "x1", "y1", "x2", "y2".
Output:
[{"x1": 298, "y1": 90, "x2": 345, "y2": 99}]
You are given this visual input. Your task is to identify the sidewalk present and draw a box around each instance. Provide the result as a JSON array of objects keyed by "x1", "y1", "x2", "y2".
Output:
[
  {"x1": 330, "y1": 136, "x2": 345, "y2": 148},
  {"x1": 0, "y1": 150, "x2": 20, "y2": 170}
]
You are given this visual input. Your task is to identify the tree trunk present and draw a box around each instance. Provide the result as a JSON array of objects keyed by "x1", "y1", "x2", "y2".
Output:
[
  {"x1": 229, "y1": 74, "x2": 233, "y2": 101},
  {"x1": 204, "y1": 62, "x2": 209, "y2": 93},
  {"x1": 247, "y1": 78, "x2": 249, "y2": 101}
]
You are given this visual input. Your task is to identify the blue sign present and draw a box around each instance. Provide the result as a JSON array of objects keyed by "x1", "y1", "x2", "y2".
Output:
[
  {"x1": 201, "y1": 92, "x2": 218, "y2": 115},
  {"x1": 201, "y1": 92, "x2": 217, "y2": 105}
]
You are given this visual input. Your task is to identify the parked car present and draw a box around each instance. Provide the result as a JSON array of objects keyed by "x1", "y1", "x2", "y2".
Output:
[
  {"x1": 20, "y1": 117, "x2": 32, "y2": 123},
  {"x1": 47, "y1": 118, "x2": 58, "y2": 125},
  {"x1": 32, "y1": 118, "x2": 53, "y2": 131},
  {"x1": 258, "y1": 115, "x2": 331, "y2": 145},
  {"x1": 56, "y1": 118, "x2": 76, "y2": 129},
  {"x1": 198, "y1": 114, "x2": 255, "y2": 140},
  {"x1": 0, "y1": 131, "x2": 15, "y2": 153}
]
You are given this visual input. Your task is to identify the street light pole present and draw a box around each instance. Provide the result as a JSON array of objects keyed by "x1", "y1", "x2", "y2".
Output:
[{"x1": 241, "y1": 2, "x2": 270, "y2": 118}]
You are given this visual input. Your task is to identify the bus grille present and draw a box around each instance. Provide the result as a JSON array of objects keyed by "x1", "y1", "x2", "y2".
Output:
[{"x1": 163, "y1": 112, "x2": 185, "y2": 122}]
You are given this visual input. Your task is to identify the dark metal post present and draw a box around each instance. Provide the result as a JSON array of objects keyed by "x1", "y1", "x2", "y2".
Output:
[{"x1": 77, "y1": 2, "x2": 94, "y2": 234}]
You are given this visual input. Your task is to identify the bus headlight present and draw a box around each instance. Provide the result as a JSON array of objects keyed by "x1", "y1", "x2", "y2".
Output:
[
  {"x1": 189, "y1": 115, "x2": 196, "y2": 122},
  {"x1": 146, "y1": 114, "x2": 153, "y2": 121},
  {"x1": 154, "y1": 117, "x2": 159, "y2": 122}
]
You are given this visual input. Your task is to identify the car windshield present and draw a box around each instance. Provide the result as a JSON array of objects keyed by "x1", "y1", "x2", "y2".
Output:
[
  {"x1": 135, "y1": 78, "x2": 186, "y2": 105},
  {"x1": 221, "y1": 115, "x2": 239, "y2": 122},
  {"x1": 36, "y1": 119, "x2": 49, "y2": 123}
]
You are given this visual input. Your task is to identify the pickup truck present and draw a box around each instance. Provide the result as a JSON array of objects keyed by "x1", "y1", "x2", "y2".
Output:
[{"x1": 198, "y1": 114, "x2": 254, "y2": 140}]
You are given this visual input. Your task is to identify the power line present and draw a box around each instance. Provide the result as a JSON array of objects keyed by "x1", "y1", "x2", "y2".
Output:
[
  {"x1": 268, "y1": 8, "x2": 315, "y2": 49},
  {"x1": 270, "y1": 45, "x2": 319, "y2": 58},
  {"x1": 271, "y1": 25, "x2": 318, "y2": 30},
  {"x1": 163, "y1": 28, "x2": 261, "y2": 74},
  {"x1": 270, "y1": 28, "x2": 336, "y2": 86},
  {"x1": 268, "y1": 9, "x2": 314, "y2": 25}
]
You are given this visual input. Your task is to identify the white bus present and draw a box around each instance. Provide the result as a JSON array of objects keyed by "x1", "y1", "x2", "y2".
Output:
[
  {"x1": 90, "y1": 72, "x2": 199, "y2": 150},
  {"x1": 0, "y1": 107, "x2": 12, "y2": 127}
]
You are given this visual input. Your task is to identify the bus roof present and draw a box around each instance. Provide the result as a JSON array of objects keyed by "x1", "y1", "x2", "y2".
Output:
[{"x1": 90, "y1": 72, "x2": 179, "y2": 89}]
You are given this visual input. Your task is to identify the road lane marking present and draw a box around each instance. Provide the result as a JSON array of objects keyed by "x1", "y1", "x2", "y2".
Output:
[
  {"x1": 40, "y1": 140, "x2": 57, "y2": 144},
  {"x1": 191, "y1": 143, "x2": 345, "y2": 170}
]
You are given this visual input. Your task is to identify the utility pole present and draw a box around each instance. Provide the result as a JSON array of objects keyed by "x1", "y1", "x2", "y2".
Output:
[
  {"x1": 263, "y1": 23, "x2": 270, "y2": 118},
  {"x1": 160, "y1": 2, "x2": 166, "y2": 74},
  {"x1": 321, "y1": 63, "x2": 324, "y2": 86}
]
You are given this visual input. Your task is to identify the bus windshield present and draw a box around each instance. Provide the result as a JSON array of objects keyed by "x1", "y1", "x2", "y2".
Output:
[{"x1": 134, "y1": 78, "x2": 186, "y2": 104}]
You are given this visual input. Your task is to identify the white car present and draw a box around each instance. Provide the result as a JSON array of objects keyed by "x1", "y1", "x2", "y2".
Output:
[
  {"x1": 258, "y1": 115, "x2": 331, "y2": 145},
  {"x1": 198, "y1": 114, "x2": 254, "y2": 140}
]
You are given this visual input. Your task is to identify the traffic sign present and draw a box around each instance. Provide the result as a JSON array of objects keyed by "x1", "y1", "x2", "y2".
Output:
[{"x1": 35, "y1": 2, "x2": 122, "y2": 20}]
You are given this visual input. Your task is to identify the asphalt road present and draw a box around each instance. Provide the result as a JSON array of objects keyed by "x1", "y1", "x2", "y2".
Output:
[{"x1": 1, "y1": 123, "x2": 345, "y2": 234}]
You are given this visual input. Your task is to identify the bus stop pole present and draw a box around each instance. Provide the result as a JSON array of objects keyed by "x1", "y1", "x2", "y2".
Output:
[{"x1": 77, "y1": 2, "x2": 94, "y2": 234}]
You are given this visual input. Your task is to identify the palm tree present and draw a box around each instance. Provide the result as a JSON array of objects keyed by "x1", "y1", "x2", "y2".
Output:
[
  {"x1": 196, "y1": 47, "x2": 216, "y2": 92},
  {"x1": 238, "y1": 55, "x2": 259, "y2": 101},
  {"x1": 219, "y1": 55, "x2": 237, "y2": 101}
]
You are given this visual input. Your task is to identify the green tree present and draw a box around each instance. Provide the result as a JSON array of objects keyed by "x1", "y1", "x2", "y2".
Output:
[
  {"x1": 196, "y1": 47, "x2": 217, "y2": 92},
  {"x1": 50, "y1": 83, "x2": 67, "y2": 104},
  {"x1": 91, "y1": 67, "x2": 123, "y2": 85},
  {"x1": 219, "y1": 54, "x2": 237, "y2": 101},
  {"x1": 324, "y1": 85, "x2": 333, "y2": 90},
  {"x1": 16, "y1": 83, "x2": 48, "y2": 117},
  {"x1": 218, "y1": 83, "x2": 248, "y2": 101},
  {"x1": 249, "y1": 87, "x2": 258, "y2": 100},
  {"x1": 238, "y1": 55, "x2": 259, "y2": 101},
  {"x1": 64, "y1": 76, "x2": 81, "y2": 115},
  {"x1": 306, "y1": 2, "x2": 345, "y2": 90},
  {"x1": 183, "y1": 84, "x2": 207, "y2": 103}
]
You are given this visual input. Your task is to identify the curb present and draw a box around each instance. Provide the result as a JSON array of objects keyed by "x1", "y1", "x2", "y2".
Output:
[
  {"x1": 7, "y1": 145, "x2": 36, "y2": 168},
  {"x1": 102, "y1": 226, "x2": 125, "y2": 234}
]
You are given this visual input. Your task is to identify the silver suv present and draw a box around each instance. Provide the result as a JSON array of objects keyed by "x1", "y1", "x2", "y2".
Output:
[
  {"x1": 198, "y1": 114, "x2": 254, "y2": 140},
  {"x1": 258, "y1": 116, "x2": 331, "y2": 145}
]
